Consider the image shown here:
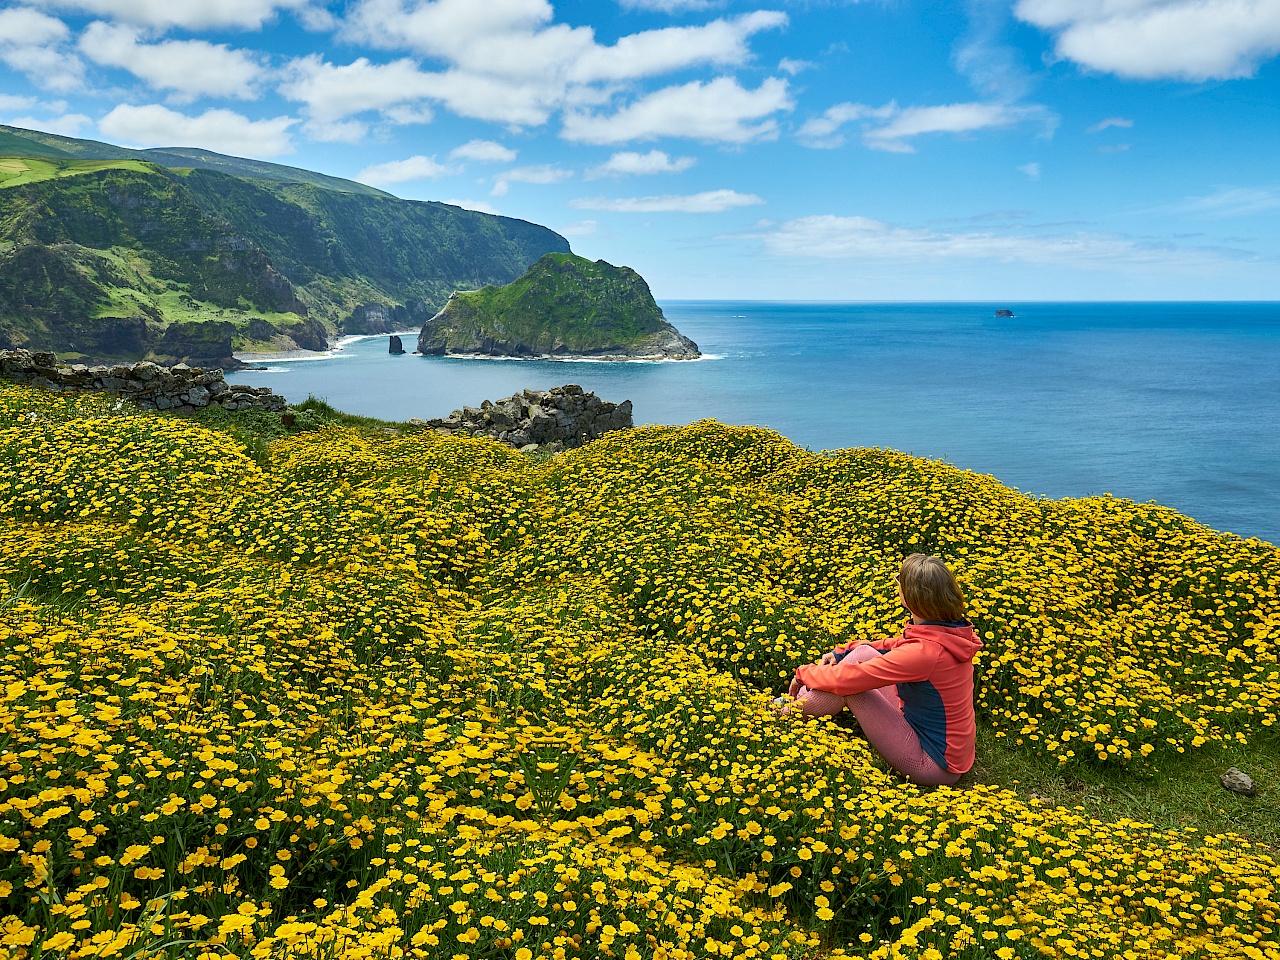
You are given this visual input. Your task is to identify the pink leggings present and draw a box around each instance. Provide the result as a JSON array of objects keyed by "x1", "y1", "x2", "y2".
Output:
[{"x1": 794, "y1": 645, "x2": 960, "y2": 787}]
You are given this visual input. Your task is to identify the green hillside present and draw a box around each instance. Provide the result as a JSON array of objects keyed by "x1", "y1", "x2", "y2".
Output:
[
  {"x1": 178, "y1": 171, "x2": 571, "y2": 325},
  {"x1": 0, "y1": 129, "x2": 571, "y2": 362},
  {"x1": 0, "y1": 124, "x2": 389, "y2": 197},
  {"x1": 418, "y1": 252, "x2": 700, "y2": 358}
]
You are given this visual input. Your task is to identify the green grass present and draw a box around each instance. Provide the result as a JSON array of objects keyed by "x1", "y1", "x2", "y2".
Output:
[
  {"x1": 0, "y1": 156, "x2": 155, "y2": 189},
  {"x1": 430, "y1": 252, "x2": 668, "y2": 354},
  {"x1": 73, "y1": 246, "x2": 302, "y2": 331},
  {"x1": 963, "y1": 724, "x2": 1280, "y2": 848},
  {"x1": 170, "y1": 395, "x2": 409, "y2": 463}
]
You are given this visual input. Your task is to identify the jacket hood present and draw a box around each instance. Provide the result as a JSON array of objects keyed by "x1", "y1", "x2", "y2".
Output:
[{"x1": 903, "y1": 621, "x2": 983, "y2": 662}]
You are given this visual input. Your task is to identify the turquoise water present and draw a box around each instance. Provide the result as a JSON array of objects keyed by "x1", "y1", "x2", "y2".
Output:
[{"x1": 245, "y1": 302, "x2": 1280, "y2": 544}]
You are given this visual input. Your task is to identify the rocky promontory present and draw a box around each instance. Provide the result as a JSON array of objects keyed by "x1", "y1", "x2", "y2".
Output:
[
  {"x1": 417, "y1": 253, "x2": 700, "y2": 360},
  {"x1": 412, "y1": 384, "x2": 632, "y2": 452}
]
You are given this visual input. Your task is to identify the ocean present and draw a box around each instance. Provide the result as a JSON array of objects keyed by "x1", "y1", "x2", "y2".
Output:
[{"x1": 243, "y1": 301, "x2": 1280, "y2": 545}]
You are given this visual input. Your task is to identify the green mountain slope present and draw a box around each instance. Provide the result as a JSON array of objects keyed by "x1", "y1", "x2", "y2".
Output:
[
  {"x1": 177, "y1": 171, "x2": 568, "y2": 327},
  {"x1": 417, "y1": 252, "x2": 700, "y2": 359},
  {"x1": 0, "y1": 124, "x2": 389, "y2": 197},
  {"x1": 0, "y1": 129, "x2": 572, "y2": 363}
]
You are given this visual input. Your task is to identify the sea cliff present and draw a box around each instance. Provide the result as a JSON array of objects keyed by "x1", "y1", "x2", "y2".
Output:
[{"x1": 417, "y1": 252, "x2": 700, "y2": 360}]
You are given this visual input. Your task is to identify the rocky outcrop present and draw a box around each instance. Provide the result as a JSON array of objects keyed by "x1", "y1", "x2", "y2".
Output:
[
  {"x1": 344, "y1": 301, "x2": 433, "y2": 335},
  {"x1": 280, "y1": 317, "x2": 329, "y2": 352},
  {"x1": 389, "y1": 335, "x2": 406, "y2": 355},
  {"x1": 159, "y1": 320, "x2": 235, "y2": 363},
  {"x1": 346, "y1": 303, "x2": 397, "y2": 335},
  {"x1": 416, "y1": 254, "x2": 700, "y2": 360},
  {"x1": 0, "y1": 348, "x2": 287, "y2": 413},
  {"x1": 411, "y1": 384, "x2": 631, "y2": 453}
]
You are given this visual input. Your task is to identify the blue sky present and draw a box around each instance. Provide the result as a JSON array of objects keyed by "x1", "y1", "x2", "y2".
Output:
[{"x1": 1, "y1": 0, "x2": 1279, "y2": 299}]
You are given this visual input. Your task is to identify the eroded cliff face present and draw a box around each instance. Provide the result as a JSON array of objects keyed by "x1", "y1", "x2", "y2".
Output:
[{"x1": 416, "y1": 253, "x2": 701, "y2": 360}]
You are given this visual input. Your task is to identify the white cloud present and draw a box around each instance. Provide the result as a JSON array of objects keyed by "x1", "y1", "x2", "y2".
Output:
[
  {"x1": 304, "y1": 119, "x2": 369, "y2": 143},
  {"x1": 559, "y1": 219, "x2": 597, "y2": 235},
  {"x1": 750, "y1": 214, "x2": 1252, "y2": 271},
  {"x1": 98, "y1": 104, "x2": 296, "y2": 158},
  {"x1": 1088, "y1": 116, "x2": 1134, "y2": 133},
  {"x1": 1019, "y1": 162, "x2": 1041, "y2": 180},
  {"x1": 491, "y1": 163, "x2": 573, "y2": 196},
  {"x1": 1015, "y1": 0, "x2": 1280, "y2": 81},
  {"x1": 442, "y1": 198, "x2": 500, "y2": 214},
  {"x1": 570, "y1": 189, "x2": 763, "y2": 212},
  {"x1": 586, "y1": 149, "x2": 696, "y2": 178},
  {"x1": 357, "y1": 155, "x2": 456, "y2": 187},
  {"x1": 798, "y1": 100, "x2": 1050, "y2": 152},
  {"x1": 778, "y1": 57, "x2": 814, "y2": 75},
  {"x1": 865, "y1": 102, "x2": 1051, "y2": 153},
  {"x1": 279, "y1": 56, "x2": 438, "y2": 124},
  {"x1": 37, "y1": 0, "x2": 312, "y2": 30},
  {"x1": 0, "y1": 8, "x2": 83, "y2": 92},
  {"x1": 563, "y1": 77, "x2": 792, "y2": 144},
  {"x1": 450, "y1": 139, "x2": 517, "y2": 163},
  {"x1": 568, "y1": 12, "x2": 787, "y2": 83},
  {"x1": 618, "y1": 0, "x2": 717, "y2": 11},
  {"x1": 0, "y1": 94, "x2": 37, "y2": 112},
  {"x1": 328, "y1": 1, "x2": 785, "y2": 130},
  {"x1": 79, "y1": 22, "x2": 264, "y2": 102},
  {"x1": 1179, "y1": 186, "x2": 1280, "y2": 217},
  {"x1": 0, "y1": 8, "x2": 69, "y2": 45},
  {"x1": 796, "y1": 102, "x2": 895, "y2": 148},
  {"x1": 4, "y1": 113, "x2": 92, "y2": 136}
]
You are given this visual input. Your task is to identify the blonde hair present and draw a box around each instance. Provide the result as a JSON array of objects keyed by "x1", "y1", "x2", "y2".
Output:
[{"x1": 898, "y1": 553, "x2": 966, "y2": 623}]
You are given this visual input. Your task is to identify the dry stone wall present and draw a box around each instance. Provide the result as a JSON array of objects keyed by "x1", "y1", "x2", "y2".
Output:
[
  {"x1": 412, "y1": 384, "x2": 632, "y2": 453},
  {"x1": 0, "y1": 349, "x2": 287, "y2": 413}
]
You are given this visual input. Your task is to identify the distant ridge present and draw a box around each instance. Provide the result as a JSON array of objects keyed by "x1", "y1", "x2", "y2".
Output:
[{"x1": 0, "y1": 124, "x2": 390, "y2": 198}]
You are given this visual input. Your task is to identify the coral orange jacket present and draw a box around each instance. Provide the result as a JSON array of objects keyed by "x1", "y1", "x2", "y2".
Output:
[{"x1": 795, "y1": 621, "x2": 983, "y2": 774}]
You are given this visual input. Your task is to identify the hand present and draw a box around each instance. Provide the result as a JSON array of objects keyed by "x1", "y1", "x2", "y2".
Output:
[
  {"x1": 820, "y1": 651, "x2": 837, "y2": 666},
  {"x1": 788, "y1": 674, "x2": 803, "y2": 698}
]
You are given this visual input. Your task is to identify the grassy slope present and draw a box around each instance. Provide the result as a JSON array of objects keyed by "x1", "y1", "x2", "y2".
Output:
[
  {"x1": 0, "y1": 146, "x2": 572, "y2": 356},
  {"x1": 179, "y1": 172, "x2": 572, "y2": 323},
  {"x1": 1, "y1": 384, "x2": 1277, "y2": 958},
  {"x1": 0, "y1": 163, "x2": 309, "y2": 356},
  {"x1": 0, "y1": 123, "x2": 389, "y2": 197},
  {"x1": 430, "y1": 251, "x2": 668, "y2": 352}
]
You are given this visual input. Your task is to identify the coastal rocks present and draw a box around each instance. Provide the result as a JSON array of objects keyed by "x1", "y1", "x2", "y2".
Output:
[
  {"x1": 280, "y1": 317, "x2": 330, "y2": 353},
  {"x1": 389, "y1": 335, "x2": 406, "y2": 355},
  {"x1": 417, "y1": 384, "x2": 632, "y2": 453},
  {"x1": 244, "y1": 316, "x2": 330, "y2": 355},
  {"x1": 0, "y1": 348, "x2": 287, "y2": 414}
]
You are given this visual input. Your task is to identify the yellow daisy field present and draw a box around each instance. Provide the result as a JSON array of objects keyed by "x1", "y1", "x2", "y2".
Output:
[{"x1": 1, "y1": 382, "x2": 1277, "y2": 960}]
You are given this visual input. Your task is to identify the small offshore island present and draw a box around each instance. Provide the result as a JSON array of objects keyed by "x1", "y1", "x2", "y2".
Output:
[{"x1": 417, "y1": 252, "x2": 701, "y2": 361}]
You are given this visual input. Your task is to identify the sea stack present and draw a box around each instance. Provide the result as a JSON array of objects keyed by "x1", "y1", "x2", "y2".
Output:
[
  {"x1": 389, "y1": 334, "x2": 406, "y2": 355},
  {"x1": 416, "y1": 253, "x2": 700, "y2": 360}
]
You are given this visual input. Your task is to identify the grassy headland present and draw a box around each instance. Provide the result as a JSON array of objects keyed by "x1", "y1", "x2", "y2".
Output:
[
  {"x1": 0, "y1": 380, "x2": 1277, "y2": 959},
  {"x1": 418, "y1": 252, "x2": 700, "y2": 358}
]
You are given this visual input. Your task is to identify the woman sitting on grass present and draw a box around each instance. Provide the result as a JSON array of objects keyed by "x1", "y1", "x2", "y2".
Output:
[{"x1": 785, "y1": 554, "x2": 981, "y2": 786}]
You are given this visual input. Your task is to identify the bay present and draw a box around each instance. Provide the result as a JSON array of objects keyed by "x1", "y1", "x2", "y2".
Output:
[{"x1": 244, "y1": 301, "x2": 1280, "y2": 544}]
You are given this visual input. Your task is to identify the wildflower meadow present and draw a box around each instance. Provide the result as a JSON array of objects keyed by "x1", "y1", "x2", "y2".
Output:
[{"x1": 0, "y1": 381, "x2": 1277, "y2": 960}]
